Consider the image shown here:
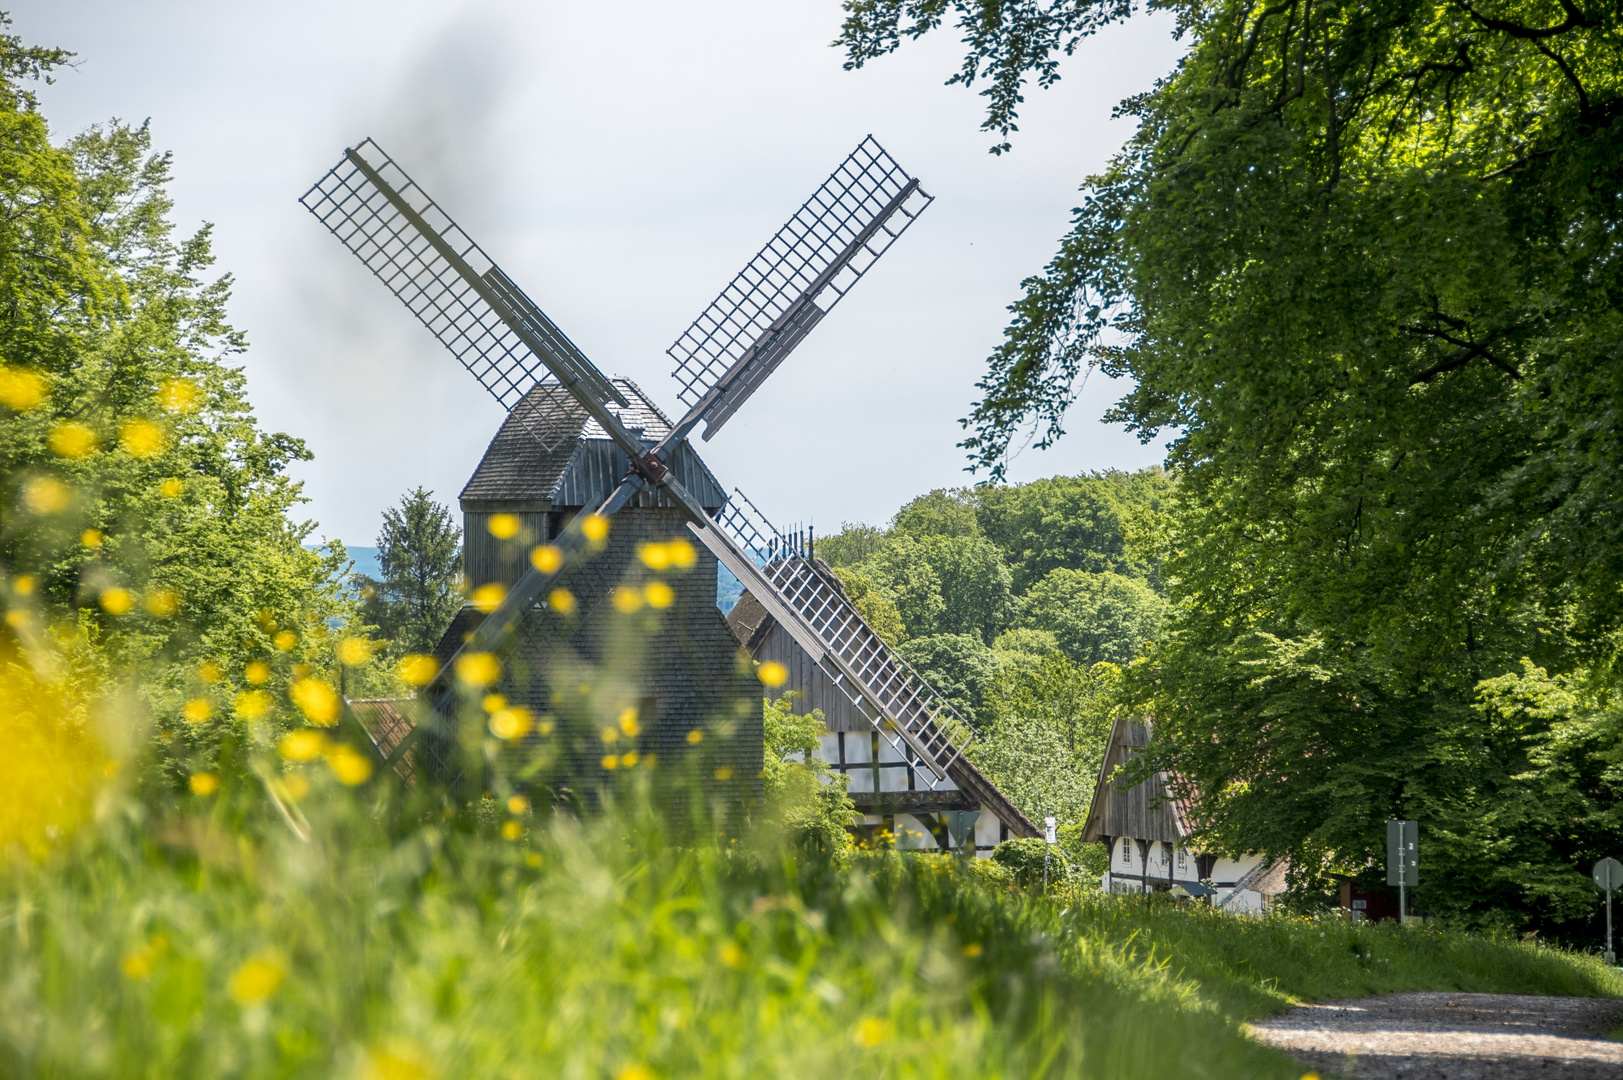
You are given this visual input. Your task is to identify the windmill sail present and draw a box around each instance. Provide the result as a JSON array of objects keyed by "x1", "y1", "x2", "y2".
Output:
[
  {"x1": 300, "y1": 139, "x2": 628, "y2": 451},
  {"x1": 666, "y1": 137, "x2": 932, "y2": 441}
]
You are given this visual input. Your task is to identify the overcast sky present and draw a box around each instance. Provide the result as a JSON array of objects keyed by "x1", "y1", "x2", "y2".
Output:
[{"x1": 17, "y1": 1, "x2": 1184, "y2": 547}]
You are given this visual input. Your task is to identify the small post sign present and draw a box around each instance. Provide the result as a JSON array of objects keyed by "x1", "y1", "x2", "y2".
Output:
[
  {"x1": 1594, "y1": 857, "x2": 1622, "y2": 966},
  {"x1": 1043, "y1": 816, "x2": 1057, "y2": 892},
  {"x1": 1386, "y1": 820, "x2": 1419, "y2": 923}
]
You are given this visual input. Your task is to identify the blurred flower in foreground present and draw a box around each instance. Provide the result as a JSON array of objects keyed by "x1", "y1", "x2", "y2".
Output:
[
  {"x1": 279, "y1": 729, "x2": 328, "y2": 762},
  {"x1": 290, "y1": 677, "x2": 340, "y2": 725},
  {"x1": 0, "y1": 661, "x2": 104, "y2": 857},
  {"x1": 471, "y1": 583, "x2": 505, "y2": 614},
  {"x1": 235, "y1": 689, "x2": 272, "y2": 719},
  {"x1": 118, "y1": 418, "x2": 168, "y2": 458},
  {"x1": 144, "y1": 588, "x2": 180, "y2": 618},
  {"x1": 500, "y1": 820, "x2": 522, "y2": 840},
  {"x1": 100, "y1": 587, "x2": 134, "y2": 615},
  {"x1": 548, "y1": 588, "x2": 575, "y2": 614},
  {"x1": 581, "y1": 514, "x2": 609, "y2": 544},
  {"x1": 337, "y1": 636, "x2": 372, "y2": 666},
  {"x1": 182, "y1": 698, "x2": 213, "y2": 724},
  {"x1": 643, "y1": 581, "x2": 674, "y2": 609},
  {"x1": 719, "y1": 942, "x2": 745, "y2": 968},
  {"x1": 455, "y1": 652, "x2": 500, "y2": 688},
  {"x1": 273, "y1": 630, "x2": 298, "y2": 651},
  {"x1": 244, "y1": 660, "x2": 270, "y2": 685},
  {"x1": 638, "y1": 541, "x2": 671, "y2": 570},
  {"x1": 120, "y1": 938, "x2": 166, "y2": 980},
  {"x1": 189, "y1": 772, "x2": 219, "y2": 796},
  {"x1": 0, "y1": 365, "x2": 48, "y2": 410},
  {"x1": 397, "y1": 654, "x2": 438, "y2": 686},
  {"x1": 666, "y1": 536, "x2": 697, "y2": 568},
  {"x1": 158, "y1": 377, "x2": 200, "y2": 413},
  {"x1": 529, "y1": 544, "x2": 562, "y2": 574},
  {"x1": 611, "y1": 586, "x2": 642, "y2": 613},
  {"x1": 363, "y1": 1040, "x2": 434, "y2": 1080},
  {"x1": 228, "y1": 951, "x2": 285, "y2": 1006},
  {"x1": 22, "y1": 476, "x2": 69, "y2": 515},
  {"x1": 197, "y1": 660, "x2": 222, "y2": 682},
  {"x1": 686, "y1": 729, "x2": 704, "y2": 744},
  {"x1": 506, "y1": 795, "x2": 529, "y2": 814},
  {"x1": 489, "y1": 706, "x2": 533, "y2": 740},
  {"x1": 487, "y1": 513, "x2": 519, "y2": 539},
  {"x1": 852, "y1": 1018, "x2": 888, "y2": 1048},
  {"x1": 326, "y1": 744, "x2": 372, "y2": 786},
  {"x1": 618, "y1": 707, "x2": 640, "y2": 738},
  {"x1": 159, "y1": 478, "x2": 183, "y2": 498},
  {"x1": 757, "y1": 661, "x2": 788, "y2": 688},
  {"x1": 81, "y1": 529, "x2": 103, "y2": 548},
  {"x1": 48, "y1": 421, "x2": 98, "y2": 459}
]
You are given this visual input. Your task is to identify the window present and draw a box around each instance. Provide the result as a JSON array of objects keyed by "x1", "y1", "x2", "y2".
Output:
[
  {"x1": 1120, "y1": 838, "x2": 1132, "y2": 864},
  {"x1": 1176, "y1": 847, "x2": 1188, "y2": 872}
]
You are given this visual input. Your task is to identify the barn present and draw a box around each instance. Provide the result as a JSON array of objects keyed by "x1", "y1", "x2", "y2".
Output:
[{"x1": 1082, "y1": 718, "x2": 1287, "y2": 910}]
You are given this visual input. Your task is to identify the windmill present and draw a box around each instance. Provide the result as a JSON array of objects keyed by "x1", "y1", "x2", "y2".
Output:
[{"x1": 301, "y1": 137, "x2": 1037, "y2": 846}]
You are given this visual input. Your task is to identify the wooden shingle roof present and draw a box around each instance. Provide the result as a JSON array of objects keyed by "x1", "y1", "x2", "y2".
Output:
[{"x1": 460, "y1": 378, "x2": 726, "y2": 511}]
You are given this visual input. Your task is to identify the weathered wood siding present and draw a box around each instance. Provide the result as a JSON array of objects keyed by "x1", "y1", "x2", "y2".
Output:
[{"x1": 1085, "y1": 719, "x2": 1182, "y2": 843}]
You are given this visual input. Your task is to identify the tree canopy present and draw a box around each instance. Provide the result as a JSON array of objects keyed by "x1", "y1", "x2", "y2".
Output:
[{"x1": 841, "y1": 0, "x2": 1623, "y2": 932}]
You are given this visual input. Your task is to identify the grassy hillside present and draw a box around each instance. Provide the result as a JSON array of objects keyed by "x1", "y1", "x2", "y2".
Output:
[{"x1": 2, "y1": 781, "x2": 1615, "y2": 1079}]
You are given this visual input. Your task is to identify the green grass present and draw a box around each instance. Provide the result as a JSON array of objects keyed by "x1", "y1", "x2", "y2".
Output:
[{"x1": 1, "y1": 774, "x2": 1617, "y2": 1079}]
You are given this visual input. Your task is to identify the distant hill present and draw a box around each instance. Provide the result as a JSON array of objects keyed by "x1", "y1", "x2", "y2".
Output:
[{"x1": 343, "y1": 546, "x2": 381, "y2": 581}]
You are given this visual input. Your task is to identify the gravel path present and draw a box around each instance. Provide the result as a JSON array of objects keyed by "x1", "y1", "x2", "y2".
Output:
[{"x1": 1247, "y1": 992, "x2": 1623, "y2": 1079}]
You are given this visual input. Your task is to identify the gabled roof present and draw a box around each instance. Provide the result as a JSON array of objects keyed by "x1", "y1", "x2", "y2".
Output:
[
  {"x1": 460, "y1": 378, "x2": 727, "y2": 511},
  {"x1": 1081, "y1": 717, "x2": 1191, "y2": 844}
]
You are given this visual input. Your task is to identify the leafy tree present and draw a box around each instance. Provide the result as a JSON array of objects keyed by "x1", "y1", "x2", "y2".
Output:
[
  {"x1": 0, "y1": 29, "x2": 351, "y2": 787},
  {"x1": 832, "y1": 566, "x2": 907, "y2": 646},
  {"x1": 815, "y1": 521, "x2": 886, "y2": 568},
  {"x1": 890, "y1": 487, "x2": 980, "y2": 538},
  {"x1": 364, "y1": 487, "x2": 462, "y2": 654},
  {"x1": 1016, "y1": 569, "x2": 1165, "y2": 666},
  {"x1": 762, "y1": 693, "x2": 857, "y2": 858},
  {"x1": 897, "y1": 632, "x2": 998, "y2": 723},
  {"x1": 864, "y1": 533, "x2": 1013, "y2": 643},
  {"x1": 840, "y1": 0, "x2": 1623, "y2": 930},
  {"x1": 976, "y1": 470, "x2": 1171, "y2": 593}
]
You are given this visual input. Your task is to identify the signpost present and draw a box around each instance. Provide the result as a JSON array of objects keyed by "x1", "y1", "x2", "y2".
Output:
[
  {"x1": 1386, "y1": 820, "x2": 1419, "y2": 924},
  {"x1": 1594, "y1": 857, "x2": 1622, "y2": 966},
  {"x1": 1043, "y1": 816, "x2": 1057, "y2": 892}
]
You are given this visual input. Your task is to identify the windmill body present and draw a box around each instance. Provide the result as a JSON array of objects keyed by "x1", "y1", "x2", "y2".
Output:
[{"x1": 303, "y1": 136, "x2": 1039, "y2": 847}]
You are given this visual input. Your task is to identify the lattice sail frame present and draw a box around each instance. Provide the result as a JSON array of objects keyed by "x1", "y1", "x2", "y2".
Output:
[
  {"x1": 667, "y1": 136, "x2": 933, "y2": 439},
  {"x1": 300, "y1": 139, "x2": 625, "y2": 452},
  {"x1": 717, "y1": 487, "x2": 977, "y2": 790}
]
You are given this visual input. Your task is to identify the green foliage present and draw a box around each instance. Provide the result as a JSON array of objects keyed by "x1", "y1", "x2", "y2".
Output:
[
  {"x1": 762, "y1": 694, "x2": 857, "y2": 859},
  {"x1": 1017, "y1": 569, "x2": 1167, "y2": 666},
  {"x1": 898, "y1": 632, "x2": 998, "y2": 722},
  {"x1": 977, "y1": 470, "x2": 1171, "y2": 592},
  {"x1": 865, "y1": 533, "x2": 1013, "y2": 643},
  {"x1": 813, "y1": 521, "x2": 886, "y2": 568},
  {"x1": 841, "y1": 0, "x2": 1623, "y2": 934},
  {"x1": 0, "y1": 38, "x2": 351, "y2": 774},
  {"x1": 362, "y1": 486, "x2": 463, "y2": 654},
  {"x1": 973, "y1": 653, "x2": 1121, "y2": 827},
  {"x1": 991, "y1": 836, "x2": 1060, "y2": 888},
  {"x1": 831, "y1": 566, "x2": 906, "y2": 646},
  {"x1": 890, "y1": 487, "x2": 980, "y2": 538}
]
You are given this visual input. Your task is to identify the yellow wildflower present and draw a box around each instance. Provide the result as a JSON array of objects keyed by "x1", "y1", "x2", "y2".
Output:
[
  {"x1": 159, "y1": 478, "x2": 183, "y2": 498},
  {"x1": 500, "y1": 820, "x2": 523, "y2": 841},
  {"x1": 600, "y1": 755, "x2": 619, "y2": 770},
  {"x1": 118, "y1": 418, "x2": 167, "y2": 458},
  {"x1": 644, "y1": 581, "x2": 674, "y2": 609},
  {"x1": 182, "y1": 698, "x2": 213, "y2": 724},
  {"x1": 471, "y1": 582, "x2": 505, "y2": 613},
  {"x1": 326, "y1": 744, "x2": 373, "y2": 785},
  {"x1": 48, "y1": 421, "x2": 98, "y2": 459},
  {"x1": 719, "y1": 942, "x2": 745, "y2": 969},
  {"x1": 852, "y1": 1018, "x2": 888, "y2": 1048},
  {"x1": 580, "y1": 514, "x2": 609, "y2": 543},
  {"x1": 227, "y1": 951, "x2": 285, "y2": 1005},
  {"x1": 235, "y1": 689, "x2": 272, "y2": 719},
  {"x1": 144, "y1": 588, "x2": 180, "y2": 618},
  {"x1": 548, "y1": 588, "x2": 575, "y2": 614},
  {"x1": 397, "y1": 653, "x2": 438, "y2": 686},
  {"x1": 197, "y1": 660, "x2": 222, "y2": 683},
  {"x1": 666, "y1": 537, "x2": 696, "y2": 569},
  {"x1": 454, "y1": 652, "x2": 500, "y2": 688},
  {"x1": 618, "y1": 707, "x2": 641, "y2": 737},
  {"x1": 273, "y1": 630, "x2": 298, "y2": 651},
  {"x1": 686, "y1": 729, "x2": 704, "y2": 744},
  {"x1": 22, "y1": 476, "x2": 69, "y2": 515},
  {"x1": 714, "y1": 766, "x2": 734, "y2": 781},
  {"x1": 0, "y1": 366, "x2": 48, "y2": 410},
  {"x1": 81, "y1": 529, "x2": 103, "y2": 548},
  {"x1": 244, "y1": 660, "x2": 270, "y2": 685},
  {"x1": 637, "y1": 541, "x2": 670, "y2": 570},
  {"x1": 487, "y1": 513, "x2": 519, "y2": 539},
  {"x1": 529, "y1": 544, "x2": 562, "y2": 573},
  {"x1": 337, "y1": 636, "x2": 372, "y2": 666},
  {"x1": 189, "y1": 772, "x2": 219, "y2": 796},
  {"x1": 158, "y1": 377, "x2": 200, "y2": 413},
  {"x1": 278, "y1": 730, "x2": 328, "y2": 762},
  {"x1": 757, "y1": 661, "x2": 789, "y2": 688},
  {"x1": 100, "y1": 587, "x2": 134, "y2": 615},
  {"x1": 290, "y1": 677, "x2": 340, "y2": 725},
  {"x1": 506, "y1": 795, "x2": 529, "y2": 815},
  {"x1": 489, "y1": 707, "x2": 533, "y2": 741},
  {"x1": 611, "y1": 586, "x2": 643, "y2": 613}
]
